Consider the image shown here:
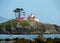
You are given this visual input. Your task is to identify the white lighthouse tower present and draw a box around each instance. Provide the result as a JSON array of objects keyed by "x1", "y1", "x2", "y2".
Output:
[{"x1": 28, "y1": 13, "x2": 39, "y2": 22}]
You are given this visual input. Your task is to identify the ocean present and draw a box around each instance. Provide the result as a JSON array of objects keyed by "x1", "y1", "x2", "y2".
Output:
[{"x1": 0, "y1": 34, "x2": 60, "y2": 40}]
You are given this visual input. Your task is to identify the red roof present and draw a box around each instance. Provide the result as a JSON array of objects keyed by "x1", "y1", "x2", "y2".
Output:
[{"x1": 16, "y1": 17, "x2": 23, "y2": 20}]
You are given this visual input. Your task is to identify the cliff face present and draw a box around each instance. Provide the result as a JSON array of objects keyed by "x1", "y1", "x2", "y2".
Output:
[
  {"x1": 29, "y1": 21, "x2": 60, "y2": 33},
  {"x1": 0, "y1": 20, "x2": 60, "y2": 34}
]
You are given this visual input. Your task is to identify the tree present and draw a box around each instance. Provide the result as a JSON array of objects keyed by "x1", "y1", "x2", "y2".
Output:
[{"x1": 13, "y1": 8, "x2": 24, "y2": 18}]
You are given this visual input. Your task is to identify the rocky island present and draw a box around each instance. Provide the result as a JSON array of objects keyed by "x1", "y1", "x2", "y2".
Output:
[{"x1": 0, "y1": 8, "x2": 60, "y2": 34}]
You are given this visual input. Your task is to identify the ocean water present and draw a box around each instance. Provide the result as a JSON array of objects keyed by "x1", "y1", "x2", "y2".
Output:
[{"x1": 0, "y1": 34, "x2": 60, "y2": 40}]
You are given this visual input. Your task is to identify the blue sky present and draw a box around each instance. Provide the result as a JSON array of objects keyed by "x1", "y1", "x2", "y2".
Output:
[{"x1": 0, "y1": 0, "x2": 60, "y2": 25}]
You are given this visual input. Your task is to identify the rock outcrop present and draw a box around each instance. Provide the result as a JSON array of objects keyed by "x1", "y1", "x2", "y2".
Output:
[{"x1": 0, "y1": 19, "x2": 60, "y2": 34}]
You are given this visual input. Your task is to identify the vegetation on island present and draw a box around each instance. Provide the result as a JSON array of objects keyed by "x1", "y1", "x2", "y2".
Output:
[{"x1": 0, "y1": 19, "x2": 60, "y2": 34}]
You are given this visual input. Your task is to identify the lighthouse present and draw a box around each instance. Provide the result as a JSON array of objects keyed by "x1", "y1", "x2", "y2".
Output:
[
  {"x1": 28, "y1": 13, "x2": 35, "y2": 20},
  {"x1": 13, "y1": 8, "x2": 39, "y2": 21},
  {"x1": 28, "y1": 13, "x2": 39, "y2": 22},
  {"x1": 13, "y1": 8, "x2": 24, "y2": 20}
]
